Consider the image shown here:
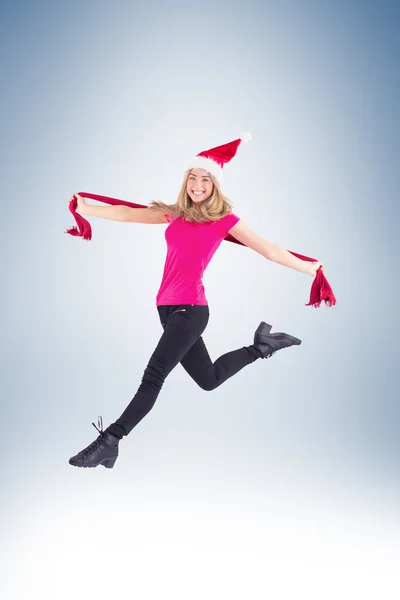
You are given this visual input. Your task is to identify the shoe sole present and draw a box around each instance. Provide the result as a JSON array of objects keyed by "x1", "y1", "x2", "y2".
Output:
[{"x1": 69, "y1": 456, "x2": 118, "y2": 469}]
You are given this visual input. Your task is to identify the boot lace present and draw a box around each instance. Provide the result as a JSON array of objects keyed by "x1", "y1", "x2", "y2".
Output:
[
  {"x1": 81, "y1": 416, "x2": 105, "y2": 457},
  {"x1": 259, "y1": 343, "x2": 276, "y2": 359},
  {"x1": 92, "y1": 415, "x2": 104, "y2": 435}
]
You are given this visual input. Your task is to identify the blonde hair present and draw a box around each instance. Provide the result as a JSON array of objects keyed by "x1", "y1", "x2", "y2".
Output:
[{"x1": 147, "y1": 170, "x2": 235, "y2": 223}]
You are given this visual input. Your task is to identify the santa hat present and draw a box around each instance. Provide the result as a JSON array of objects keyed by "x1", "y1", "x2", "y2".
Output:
[{"x1": 185, "y1": 132, "x2": 252, "y2": 183}]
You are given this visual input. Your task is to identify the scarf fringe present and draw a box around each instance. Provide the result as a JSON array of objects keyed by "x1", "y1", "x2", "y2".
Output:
[
  {"x1": 306, "y1": 297, "x2": 337, "y2": 309},
  {"x1": 65, "y1": 226, "x2": 79, "y2": 236},
  {"x1": 65, "y1": 227, "x2": 92, "y2": 240}
]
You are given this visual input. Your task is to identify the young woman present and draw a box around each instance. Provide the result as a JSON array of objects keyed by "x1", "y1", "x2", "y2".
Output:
[{"x1": 68, "y1": 134, "x2": 323, "y2": 469}]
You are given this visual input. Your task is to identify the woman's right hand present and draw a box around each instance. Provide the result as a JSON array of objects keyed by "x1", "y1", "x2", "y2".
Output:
[{"x1": 69, "y1": 193, "x2": 87, "y2": 214}]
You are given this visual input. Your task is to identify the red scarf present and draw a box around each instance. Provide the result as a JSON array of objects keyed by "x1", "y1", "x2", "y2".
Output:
[{"x1": 66, "y1": 192, "x2": 336, "y2": 308}]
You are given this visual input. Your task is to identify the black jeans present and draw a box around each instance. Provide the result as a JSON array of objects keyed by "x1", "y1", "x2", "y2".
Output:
[{"x1": 107, "y1": 304, "x2": 262, "y2": 438}]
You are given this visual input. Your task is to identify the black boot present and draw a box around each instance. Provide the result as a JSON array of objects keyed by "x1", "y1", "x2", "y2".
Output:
[
  {"x1": 254, "y1": 321, "x2": 301, "y2": 359},
  {"x1": 69, "y1": 416, "x2": 120, "y2": 469}
]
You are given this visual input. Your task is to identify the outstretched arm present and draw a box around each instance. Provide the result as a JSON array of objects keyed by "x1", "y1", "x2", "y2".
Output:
[
  {"x1": 228, "y1": 220, "x2": 322, "y2": 276},
  {"x1": 70, "y1": 193, "x2": 168, "y2": 224}
]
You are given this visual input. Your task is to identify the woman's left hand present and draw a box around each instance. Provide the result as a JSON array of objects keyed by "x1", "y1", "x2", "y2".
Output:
[{"x1": 308, "y1": 261, "x2": 324, "y2": 277}]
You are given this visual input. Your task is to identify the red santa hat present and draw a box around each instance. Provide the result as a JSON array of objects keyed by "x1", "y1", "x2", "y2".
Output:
[{"x1": 185, "y1": 132, "x2": 252, "y2": 183}]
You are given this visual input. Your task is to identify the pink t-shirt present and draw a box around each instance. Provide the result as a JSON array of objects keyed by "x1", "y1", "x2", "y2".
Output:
[{"x1": 156, "y1": 212, "x2": 240, "y2": 306}]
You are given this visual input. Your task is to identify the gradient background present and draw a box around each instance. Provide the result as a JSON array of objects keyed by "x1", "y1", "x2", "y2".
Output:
[{"x1": 1, "y1": 1, "x2": 399, "y2": 598}]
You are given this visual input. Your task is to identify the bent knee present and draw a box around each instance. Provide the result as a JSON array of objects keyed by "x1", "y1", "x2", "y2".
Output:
[{"x1": 198, "y1": 380, "x2": 218, "y2": 392}]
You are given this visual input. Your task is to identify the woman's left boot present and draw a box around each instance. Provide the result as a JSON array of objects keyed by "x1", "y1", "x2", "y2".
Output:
[
  {"x1": 254, "y1": 321, "x2": 302, "y2": 358},
  {"x1": 69, "y1": 416, "x2": 120, "y2": 469}
]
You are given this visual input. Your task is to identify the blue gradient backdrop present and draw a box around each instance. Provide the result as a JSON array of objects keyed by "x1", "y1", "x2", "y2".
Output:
[{"x1": 1, "y1": 1, "x2": 399, "y2": 598}]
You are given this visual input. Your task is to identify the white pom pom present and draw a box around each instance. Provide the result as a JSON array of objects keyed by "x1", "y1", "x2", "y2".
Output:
[{"x1": 240, "y1": 132, "x2": 252, "y2": 143}]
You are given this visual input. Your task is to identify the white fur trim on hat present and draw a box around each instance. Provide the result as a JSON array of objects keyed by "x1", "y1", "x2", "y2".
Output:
[
  {"x1": 240, "y1": 131, "x2": 252, "y2": 143},
  {"x1": 185, "y1": 156, "x2": 223, "y2": 181}
]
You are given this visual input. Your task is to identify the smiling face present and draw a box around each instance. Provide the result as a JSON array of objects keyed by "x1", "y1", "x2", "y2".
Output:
[{"x1": 186, "y1": 169, "x2": 214, "y2": 203}]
